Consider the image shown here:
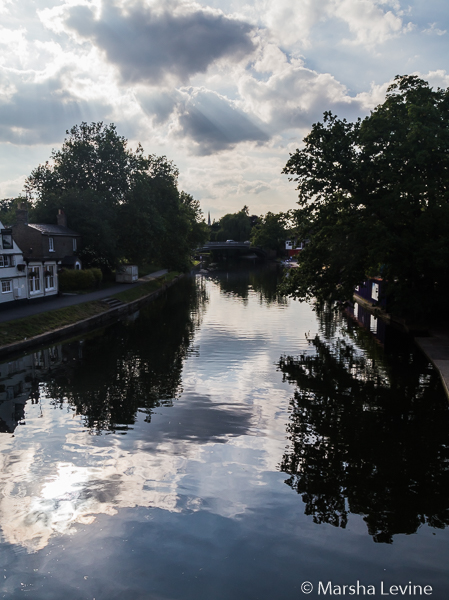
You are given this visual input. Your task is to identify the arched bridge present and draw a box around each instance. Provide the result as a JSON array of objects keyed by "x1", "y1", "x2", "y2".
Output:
[{"x1": 198, "y1": 241, "x2": 267, "y2": 258}]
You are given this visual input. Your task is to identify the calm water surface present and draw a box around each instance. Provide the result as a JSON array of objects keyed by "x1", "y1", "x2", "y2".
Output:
[{"x1": 0, "y1": 265, "x2": 448, "y2": 599}]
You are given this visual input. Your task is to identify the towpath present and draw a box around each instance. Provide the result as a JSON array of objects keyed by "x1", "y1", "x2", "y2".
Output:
[{"x1": 0, "y1": 270, "x2": 168, "y2": 324}]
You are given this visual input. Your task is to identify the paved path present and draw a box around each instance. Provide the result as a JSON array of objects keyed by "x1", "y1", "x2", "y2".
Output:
[{"x1": 0, "y1": 270, "x2": 168, "y2": 324}]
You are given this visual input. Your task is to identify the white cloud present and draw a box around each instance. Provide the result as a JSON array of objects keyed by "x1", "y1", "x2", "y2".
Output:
[
  {"x1": 423, "y1": 23, "x2": 447, "y2": 36},
  {"x1": 333, "y1": 0, "x2": 409, "y2": 46}
]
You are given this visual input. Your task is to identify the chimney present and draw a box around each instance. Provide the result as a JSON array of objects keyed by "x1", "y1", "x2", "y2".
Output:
[
  {"x1": 16, "y1": 202, "x2": 28, "y2": 224},
  {"x1": 57, "y1": 209, "x2": 67, "y2": 228}
]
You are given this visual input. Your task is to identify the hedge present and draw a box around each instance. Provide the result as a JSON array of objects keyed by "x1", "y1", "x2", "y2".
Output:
[{"x1": 59, "y1": 268, "x2": 103, "y2": 292}]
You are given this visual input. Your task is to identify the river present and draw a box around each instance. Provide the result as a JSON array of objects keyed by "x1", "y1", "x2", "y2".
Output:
[{"x1": 0, "y1": 264, "x2": 448, "y2": 599}]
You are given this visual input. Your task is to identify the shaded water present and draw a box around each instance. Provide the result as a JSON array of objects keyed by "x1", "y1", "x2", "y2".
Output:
[{"x1": 0, "y1": 265, "x2": 448, "y2": 599}]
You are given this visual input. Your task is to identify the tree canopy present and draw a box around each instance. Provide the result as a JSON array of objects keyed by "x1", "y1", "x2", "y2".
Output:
[
  {"x1": 25, "y1": 122, "x2": 207, "y2": 271},
  {"x1": 209, "y1": 206, "x2": 251, "y2": 241},
  {"x1": 250, "y1": 211, "x2": 290, "y2": 254},
  {"x1": 281, "y1": 75, "x2": 449, "y2": 319}
]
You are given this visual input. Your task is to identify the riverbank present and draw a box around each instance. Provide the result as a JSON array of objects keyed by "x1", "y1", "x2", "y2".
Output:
[
  {"x1": 353, "y1": 292, "x2": 449, "y2": 400},
  {"x1": 0, "y1": 272, "x2": 182, "y2": 359}
]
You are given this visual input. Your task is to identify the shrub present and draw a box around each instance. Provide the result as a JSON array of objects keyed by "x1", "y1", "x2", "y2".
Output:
[
  {"x1": 59, "y1": 268, "x2": 98, "y2": 292},
  {"x1": 91, "y1": 268, "x2": 103, "y2": 286}
]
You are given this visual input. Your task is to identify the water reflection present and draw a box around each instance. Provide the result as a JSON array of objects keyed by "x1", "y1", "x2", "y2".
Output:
[
  {"x1": 278, "y1": 307, "x2": 449, "y2": 543},
  {"x1": 205, "y1": 261, "x2": 287, "y2": 306},
  {"x1": 43, "y1": 277, "x2": 208, "y2": 432},
  {"x1": 0, "y1": 278, "x2": 211, "y2": 551}
]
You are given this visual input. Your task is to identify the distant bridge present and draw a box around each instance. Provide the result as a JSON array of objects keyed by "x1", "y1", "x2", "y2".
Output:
[{"x1": 198, "y1": 241, "x2": 267, "y2": 258}]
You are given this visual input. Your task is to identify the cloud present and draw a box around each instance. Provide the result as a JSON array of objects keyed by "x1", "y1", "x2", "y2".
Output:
[
  {"x1": 0, "y1": 68, "x2": 113, "y2": 144},
  {"x1": 65, "y1": 0, "x2": 257, "y2": 86},
  {"x1": 334, "y1": 0, "x2": 411, "y2": 46},
  {"x1": 258, "y1": 0, "x2": 412, "y2": 48},
  {"x1": 423, "y1": 23, "x2": 447, "y2": 36},
  {"x1": 174, "y1": 87, "x2": 269, "y2": 154},
  {"x1": 239, "y1": 56, "x2": 365, "y2": 132}
]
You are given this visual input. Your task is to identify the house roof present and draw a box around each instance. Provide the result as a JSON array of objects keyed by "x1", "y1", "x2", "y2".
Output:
[{"x1": 28, "y1": 224, "x2": 80, "y2": 236}]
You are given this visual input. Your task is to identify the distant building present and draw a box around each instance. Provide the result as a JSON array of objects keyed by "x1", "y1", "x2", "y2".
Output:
[{"x1": 285, "y1": 239, "x2": 306, "y2": 257}]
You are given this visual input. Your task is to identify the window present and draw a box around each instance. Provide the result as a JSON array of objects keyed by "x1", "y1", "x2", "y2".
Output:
[
  {"x1": 73, "y1": 237, "x2": 77, "y2": 252},
  {"x1": 28, "y1": 266, "x2": 41, "y2": 294},
  {"x1": 0, "y1": 255, "x2": 10, "y2": 268},
  {"x1": 49, "y1": 237, "x2": 54, "y2": 252},
  {"x1": 1, "y1": 280, "x2": 11, "y2": 293},
  {"x1": 45, "y1": 265, "x2": 55, "y2": 290},
  {"x1": 1, "y1": 231, "x2": 12, "y2": 250},
  {"x1": 371, "y1": 282, "x2": 379, "y2": 301}
]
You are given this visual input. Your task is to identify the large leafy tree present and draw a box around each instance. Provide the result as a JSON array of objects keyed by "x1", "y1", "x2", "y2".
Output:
[
  {"x1": 281, "y1": 75, "x2": 449, "y2": 319},
  {"x1": 26, "y1": 122, "x2": 206, "y2": 271},
  {"x1": 26, "y1": 122, "x2": 146, "y2": 206}
]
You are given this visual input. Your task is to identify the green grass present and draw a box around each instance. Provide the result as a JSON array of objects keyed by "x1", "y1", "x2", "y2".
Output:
[
  {"x1": 113, "y1": 279, "x2": 161, "y2": 303},
  {"x1": 0, "y1": 302, "x2": 108, "y2": 346},
  {"x1": 0, "y1": 272, "x2": 182, "y2": 349},
  {"x1": 112, "y1": 273, "x2": 180, "y2": 303}
]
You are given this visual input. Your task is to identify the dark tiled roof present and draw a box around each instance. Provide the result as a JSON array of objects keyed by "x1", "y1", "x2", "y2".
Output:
[{"x1": 28, "y1": 224, "x2": 80, "y2": 236}]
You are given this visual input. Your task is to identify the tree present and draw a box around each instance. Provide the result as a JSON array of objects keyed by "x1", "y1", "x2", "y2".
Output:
[
  {"x1": 25, "y1": 122, "x2": 206, "y2": 271},
  {"x1": 26, "y1": 122, "x2": 146, "y2": 206},
  {"x1": 250, "y1": 211, "x2": 290, "y2": 254},
  {"x1": 0, "y1": 197, "x2": 26, "y2": 226},
  {"x1": 281, "y1": 75, "x2": 449, "y2": 320},
  {"x1": 210, "y1": 206, "x2": 251, "y2": 241}
]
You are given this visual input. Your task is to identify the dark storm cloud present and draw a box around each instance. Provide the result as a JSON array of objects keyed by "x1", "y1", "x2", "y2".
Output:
[
  {"x1": 176, "y1": 88, "x2": 269, "y2": 154},
  {"x1": 65, "y1": 1, "x2": 256, "y2": 85},
  {"x1": 0, "y1": 72, "x2": 112, "y2": 145}
]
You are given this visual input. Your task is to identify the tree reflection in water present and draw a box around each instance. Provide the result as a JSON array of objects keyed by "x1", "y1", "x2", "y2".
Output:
[
  {"x1": 43, "y1": 277, "x2": 209, "y2": 432},
  {"x1": 207, "y1": 262, "x2": 288, "y2": 306},
  {"x1": 278, "y1": 306, "x2": 449, "y2": 543}
]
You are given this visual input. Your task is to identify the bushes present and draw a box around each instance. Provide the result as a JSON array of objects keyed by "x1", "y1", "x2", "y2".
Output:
[{"x1": 59, "y1": 268, "x2": 103, "y2": 292}]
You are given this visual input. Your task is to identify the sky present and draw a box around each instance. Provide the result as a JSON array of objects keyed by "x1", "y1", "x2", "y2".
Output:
[{"x1": 0, "y1": 0, "x2": 448, "y2": 219}]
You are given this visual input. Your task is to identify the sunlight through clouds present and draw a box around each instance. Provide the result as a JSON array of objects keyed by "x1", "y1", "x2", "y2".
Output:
[{"x1": 0, "y1": 0, "x2": 447, "y2": 216}]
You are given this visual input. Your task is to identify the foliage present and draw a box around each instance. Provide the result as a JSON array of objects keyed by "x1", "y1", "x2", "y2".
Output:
[
  {"x1": 58, "y1": 268, "x2": 101, "y2": 291},
  {"x1": 0, "y1": 197, "x2": 26, "y2": 227},
  {"x1": 250, "y1": 211, "x2": 290, "y2": 253},
  {"x1": 25, "y1": 122, "x2": 147, "y2": 205},
  {"x1": 281, "y1": 75, "x2": 449, "y2": 319},
  {"x1": 25, "y1": 122, "x2": 206, "y2": 272},
  {"x1": 210, "y1": 206, "x2": 251, "y2": 241}
]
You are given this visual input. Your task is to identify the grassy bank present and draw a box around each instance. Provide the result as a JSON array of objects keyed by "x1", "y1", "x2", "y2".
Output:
[
  {"x1": 0, "y1": 301, "x2": 108, "y2": 345},
  {"x1": 112, "y1": 272, "x2": 178, "y2": 303},
  {"x1": 0, "y1": 273, "x2": 179, "y2": 348}
]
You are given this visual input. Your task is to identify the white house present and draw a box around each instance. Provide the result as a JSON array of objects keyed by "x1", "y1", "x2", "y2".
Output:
[
  {"x1": 0, "y1": 220, "x2": 59, "y2": 304},
  {"x1": 0, "y1": 222, "x2": 27, "y2": 304}
]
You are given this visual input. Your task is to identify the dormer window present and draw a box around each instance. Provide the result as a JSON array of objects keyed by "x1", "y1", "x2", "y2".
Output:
[
  {"x1": 1, "y1": 230, "x2": 12, "y2": 250},
  {"x1": 49, "y1": 237, "x2": 54, "y2": 252}
]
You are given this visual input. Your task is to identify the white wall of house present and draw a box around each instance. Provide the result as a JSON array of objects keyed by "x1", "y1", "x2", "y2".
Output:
[
  {"x1": 27, "y1": 261, "x2": 58, "y2": 300},
  {"x1": 0, "y1": 221, "x2": 27, "y2": 305},
  {"x1": 0, "y1": 221, "x2": 59, "y2": 303}
]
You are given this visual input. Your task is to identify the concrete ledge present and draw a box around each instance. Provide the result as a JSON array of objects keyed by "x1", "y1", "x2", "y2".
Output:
[
  {"x1": 414, "y1": 336, "x2": 449, "y2": 400},
  {"x1": 353, "y1": 293, "x2": 449, "y2": 402},
  {"x1": 0, "y1": 274, "x2": 184, "y2": 360}
]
